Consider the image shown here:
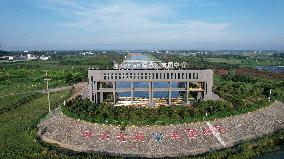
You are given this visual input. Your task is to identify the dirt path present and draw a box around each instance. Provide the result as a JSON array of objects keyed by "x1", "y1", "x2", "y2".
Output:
[{"x1": 67, "y1": 82, "x2": 88, "y2": 101}]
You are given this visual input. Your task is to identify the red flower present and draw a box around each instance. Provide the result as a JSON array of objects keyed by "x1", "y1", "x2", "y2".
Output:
[
  {"x1": 170, "y1": 130, "x2": 181, "y2": 140},
  {"x1": 133, "y1": 132, "x2": 145, "y2": 142},
  {"x1": 100, "y1": 131, "x2": 110, "y2": 140},
  {"x1": 202, "y1": 127, "x2": 213, "y2": 136},
  {"x1": 116, "y1": 132, "x2": 127, "y2": 142},
  {"x1": 214, "y1": 125, "x2": 226, "y2": 133},
  {"x1": 83, "y1": 130, "x2": 92, "y2": 139},
  {"x1": 187, "y1": 128, "x2": 198, "y2": 139}
]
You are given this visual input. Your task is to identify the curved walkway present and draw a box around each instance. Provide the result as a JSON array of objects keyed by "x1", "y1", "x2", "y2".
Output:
[{"x1": 38, "y1": 101, "x2": 284, "y2": 158}]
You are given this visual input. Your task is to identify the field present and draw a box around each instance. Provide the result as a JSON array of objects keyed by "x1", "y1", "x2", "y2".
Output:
[
  {"x1": 0, "y1": 90, "x2": 70, "y2": 158},
  {"x1": 0, "y1": 52, "x2": 283, "y2": 158},
  {"x1": 205, "y1": 57, "x2": 242, "y2": 64},
  {"x1": 0, "y1": 53, "x2": 126, "y2": 158}
]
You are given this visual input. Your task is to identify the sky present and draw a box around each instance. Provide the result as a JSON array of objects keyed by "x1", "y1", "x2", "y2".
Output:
[{"x1": 0, "y1": 0, "x2": 284, "y2": 50}]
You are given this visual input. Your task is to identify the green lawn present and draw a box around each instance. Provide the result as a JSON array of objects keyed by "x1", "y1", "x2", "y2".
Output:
[
  {"x1": 0, "y1": 80, "x2": 67, "y2": 111},
  {"x1": 0, "y1": 90, "x2": 70, "y2": 159}
]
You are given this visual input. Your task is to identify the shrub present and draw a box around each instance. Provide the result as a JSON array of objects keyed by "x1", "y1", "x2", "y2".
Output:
[{"x1": 62, "y1": 98, "x2": 270, "y2": 126}]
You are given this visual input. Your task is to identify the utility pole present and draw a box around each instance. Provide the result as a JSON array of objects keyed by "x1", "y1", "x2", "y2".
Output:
[{"x1": 44, "y1": 70, "x2": 51, "y2": 112}]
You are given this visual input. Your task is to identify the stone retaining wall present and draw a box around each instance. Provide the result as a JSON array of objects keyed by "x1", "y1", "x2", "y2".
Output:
[{"x1": 38, "y1": 101, "x2": 284, "y2": 158}]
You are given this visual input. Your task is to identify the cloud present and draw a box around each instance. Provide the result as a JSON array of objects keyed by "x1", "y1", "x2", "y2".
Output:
[{"x1": 33, "y1": 0, "x2": 230, "y2": 44}]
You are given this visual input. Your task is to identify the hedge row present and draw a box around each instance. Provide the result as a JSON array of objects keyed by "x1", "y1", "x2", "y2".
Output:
[{"x1": 62, "y1": 98, "x2": 271, "y2": 126}]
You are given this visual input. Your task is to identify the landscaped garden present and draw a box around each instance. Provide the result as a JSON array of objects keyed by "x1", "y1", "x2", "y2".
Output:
[{"x1": 62, "y1": 69, "x2": 283, "y2": 126}]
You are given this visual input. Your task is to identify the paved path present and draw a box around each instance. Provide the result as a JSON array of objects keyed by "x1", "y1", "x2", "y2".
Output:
[
  {"x1": 38, "y1": 101, "x2": 284, "y2": 158},
  {"x1": 37, "y1": 86, "x2": 71, "y2": 94},
  {"x1": 38, "y1": 82, "x2": 88, "y2": 99}
]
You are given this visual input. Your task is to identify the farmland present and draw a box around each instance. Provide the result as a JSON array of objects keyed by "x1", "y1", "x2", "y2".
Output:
[
  {"x1": 0, "y1": 52, "x2": 126, "y2": 158},
  {"x1": 0, "y1": 51, "x2": 283, "y2": 158}
]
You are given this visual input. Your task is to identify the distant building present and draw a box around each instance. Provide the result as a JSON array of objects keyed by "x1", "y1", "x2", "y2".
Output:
[
  {"x1": 27, "y1": 54, "x2": 37, "y2": 60},
  {"x1": 1, "y1": 56, "x2": 14, "y2": 61},
  {"x1": 39, "y1": 55, "x2": 49, "y2": 61}
]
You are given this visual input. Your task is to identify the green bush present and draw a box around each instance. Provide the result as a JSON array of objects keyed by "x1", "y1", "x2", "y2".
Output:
[{"x1": 62, "y1": 97, "x2": 270, "y2": 126}]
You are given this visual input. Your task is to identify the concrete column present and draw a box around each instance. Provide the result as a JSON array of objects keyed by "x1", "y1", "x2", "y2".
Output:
[
  {"x1": 112, "y1": 82, "x2": 116, "y2": 104},
  {"x1": 100, "y1": 92, "x2": 103, "y2": 104},
  {"x1": 168, "y1": 82, "x2": 172, "y2": 106},
  {"x1": 151, "y1": 82, "x2": 154, "y2": 106},
  {"x1": 186, "y1": 82, "x2": 189, "y2": 104},
  {"x1": 151, "y1": 82, "x2": 154, "y2": 105},
  {"x1": 148, "y1": 82, "x2": 153, "y2": 106},
  {"x1": 131, "y1": 82, "x2": 134, "y2": 104},
  {"x1": 98, "y1": 82, "x2": 103, "y2": 104},
  {"x1": 204, "y1": 69, "x2": 213, "y2": 100},
  {"x1": 94, "y1": 81, "x2": 98, "y2": 104},
  {"x1": 89, "y1": 75, "x2": 93, "y2": 102},
  {"x1": 197, "y1": 92, "x2": 202, "y2": 100}
]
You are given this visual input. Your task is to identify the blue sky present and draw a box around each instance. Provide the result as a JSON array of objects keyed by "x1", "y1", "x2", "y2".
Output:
[{"x1": 0, "y1": 0, "x2": 284, "y2": 50}]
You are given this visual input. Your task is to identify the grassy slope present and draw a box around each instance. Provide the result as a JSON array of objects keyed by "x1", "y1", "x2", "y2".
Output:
[{"x1": 0, "y1": 91, "x2": 69, "y2": 159}]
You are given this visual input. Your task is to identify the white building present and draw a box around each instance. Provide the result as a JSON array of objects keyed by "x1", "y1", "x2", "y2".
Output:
[
  {"x1": 27, "y1": 54, "x2": 37, "y2": 60},
  {"x1": 39, "y1": 55, "x2": 49, "y2": 61}
]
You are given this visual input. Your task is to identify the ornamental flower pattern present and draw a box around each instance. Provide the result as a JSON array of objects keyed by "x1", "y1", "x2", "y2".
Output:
[
  {"x1": 170, "y1": 130, "x2": 181, "y2": 140},
  {"x1": 100, "y1": 131, "x2": 110, "y2": 140},
  {"x1": 82, "y1": 125, "x2": 226, "y2": 142},
  {"x1": 116, "y1": 132, "x2": 127, "y2": 142},
  {"x1": 133, "y1": 132, "x2": 145, "y2": 142}
]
